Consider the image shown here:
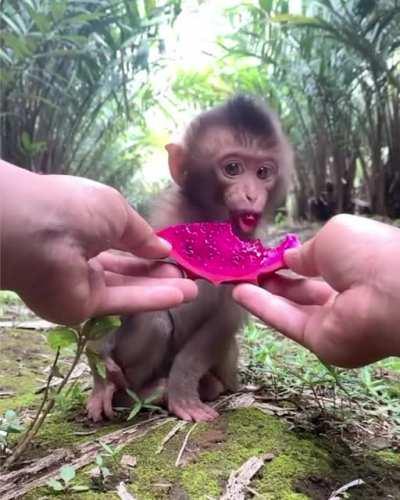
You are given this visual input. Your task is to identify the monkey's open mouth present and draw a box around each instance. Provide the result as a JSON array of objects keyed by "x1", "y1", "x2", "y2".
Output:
[{"x1": 232, "y1": 212, "x2": 261, "y2": 235}]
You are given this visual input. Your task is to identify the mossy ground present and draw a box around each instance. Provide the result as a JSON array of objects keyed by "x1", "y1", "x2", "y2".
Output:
[
  {"x1": 1, "y1": 292, "x2": 399, "y2": 499},
  {"x1": 21, "y1": 408, "x2": 400, "y2": 499}
]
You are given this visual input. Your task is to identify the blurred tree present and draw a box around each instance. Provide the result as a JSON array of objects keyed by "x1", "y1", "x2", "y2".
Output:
[
  {"x1": 172, "y1": 0, "x2": 400, "y2": 218},
  {"x1": 0, "y1": 0, "x2": 181, "y2": 189}
]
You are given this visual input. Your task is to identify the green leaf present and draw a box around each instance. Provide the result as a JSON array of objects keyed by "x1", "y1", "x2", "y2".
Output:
[
  {"x1": 31, "y1": 12, "x2": 51, "y2": 33},
  {"x1": 126, "y1": 388, "x2": 141, "y2": 403},
  {"x1": 101, "y1": 466, "x2": 112, "y2": 477},
  {"x1": 21, "y1": 131, "x2": 32, "y2": 151},
  {"x1": 83, "y1": 316, "x2": 121, "y2": 340},
  {"x1": 143, "y1": 388, "x2": 163, "y2": 405},
  {"x1": 127, "y1": 402, "x2": 141, "y2": 421},
  {"x1": 259, "y1": 0, "x2": 273, "y2": 12},
  {"x1": 143, "y1": 404, "x2": 163, "y2": 412},
  {"x1": 59, "y1": 465, "x2": 76, "y2": 483},
  {"x1": 47, "y1": 478, "x2": 64, "y2": 491},
  {"x1": 47, "y1": 327, "x2": 78, "y2": 351},
  {"x1": 52, "y1": 1, "x2": 67, "y2": 22},
  {"x1": 71, "y1": 485, "x2": 90, "y2": 491},
  {"x1": 96, "y1": 454, "x2": 104, "y2": 466},
  {"x1": 2, "y1": 410, "x2": 24, "y2": 433},
  {"x1": 115, "y1": 443, "x2": 124, "y2": 454},
  {"x1": 95, "y1": 357, "x2": 106, "y2": 379},
  {"x1": 144, "y1": 0, "x2": 156, "y2": 17},
  {"x1": 271, "y1": 14, "x2": 321, "y2": 26},
  {"x1": 2, "y1": 32, "x2": 32, "y2": 57},
  {"x1": 99, "y1": 441, "x2": 114, "y2": 455}
]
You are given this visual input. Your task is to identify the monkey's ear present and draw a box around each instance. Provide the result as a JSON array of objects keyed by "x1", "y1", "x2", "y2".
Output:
[{"x1": 165, "y1": 143, "x2": 186, "y2": 186}]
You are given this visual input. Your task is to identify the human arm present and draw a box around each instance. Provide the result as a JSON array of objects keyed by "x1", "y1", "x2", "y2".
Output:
[{"x1": 0, "y1": 160, "x2": 197, "y2": 324}]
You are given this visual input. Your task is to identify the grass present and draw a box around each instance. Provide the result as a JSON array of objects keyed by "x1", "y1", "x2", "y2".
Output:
[{"x1": 241, "y1": 320, "x2": 400, "y2": 449}]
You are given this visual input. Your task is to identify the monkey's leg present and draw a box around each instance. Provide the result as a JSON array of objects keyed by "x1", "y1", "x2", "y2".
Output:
[
  {"x1": 198, "y1": 373, "x2": 224, "y2": 402},
  {"x1": 168, "y1": 318, "x2": 235, "y2": 422},
  {"x1": 211, "y1": 335, "x2": 239, "y2": 393}
]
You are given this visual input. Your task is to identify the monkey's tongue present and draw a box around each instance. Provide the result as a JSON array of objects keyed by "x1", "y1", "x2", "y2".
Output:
[{"x1": 236, "y1": 213, "x2": 259, "y2": 234}]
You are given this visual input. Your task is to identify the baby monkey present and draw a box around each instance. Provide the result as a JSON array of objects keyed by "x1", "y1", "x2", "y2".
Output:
[{"x1": 87, "y1": 95, "x2": 293, "y2": 422}]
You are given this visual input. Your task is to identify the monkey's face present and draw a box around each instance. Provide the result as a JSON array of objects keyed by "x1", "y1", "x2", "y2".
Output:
[
  {"x1": 166, "y1": 127, "x2": 287, "y2": 238},
  {"x1": 193, "y1": 129, "x2": 281, "y2": 237},
  {"x1": 214, "y1": 145, "x2": 279, "y2": 236}
]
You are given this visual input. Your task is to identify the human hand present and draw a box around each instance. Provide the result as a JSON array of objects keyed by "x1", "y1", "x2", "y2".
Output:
[
  {"x1": 1, "y1": 162, "x2": 197, "y2": 324},
  {"x1": 233, "y1": 214, "x2": 400, "y2": 367}
]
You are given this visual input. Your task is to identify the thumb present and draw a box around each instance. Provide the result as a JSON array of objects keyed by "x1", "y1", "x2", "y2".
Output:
[
  {"x1": 284, "y1": 237, "x2": 320, "y2": 277},
  {"x1": 120, "y1": 204, "x2": 171, "y2": 259}
]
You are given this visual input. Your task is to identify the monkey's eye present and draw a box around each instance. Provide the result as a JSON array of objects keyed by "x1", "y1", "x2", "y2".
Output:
[
  {"x1": 257, "y1": 164, "x2": 276, "y2": 180},
  {"x1": 223, "y1": 161, "x2": 243, "y2": 177}
]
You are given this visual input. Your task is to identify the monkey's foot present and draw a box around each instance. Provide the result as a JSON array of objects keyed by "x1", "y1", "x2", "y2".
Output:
[
  {"x1": 86, "y1": 382, "x2": 116, "y2": 422},
  {"x1": 168, "y1": 397, "x2": 219, "y2": 422}
]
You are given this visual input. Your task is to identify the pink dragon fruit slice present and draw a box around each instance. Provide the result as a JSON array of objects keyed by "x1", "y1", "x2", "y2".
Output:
[{"x1": 157, "y1": 221, "x2": 301, "y2": 285}]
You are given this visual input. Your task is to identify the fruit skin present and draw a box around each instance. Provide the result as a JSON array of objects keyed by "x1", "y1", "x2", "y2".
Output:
[{"x1": 157, "y1": 222, "x2": 301, "y2": 285}]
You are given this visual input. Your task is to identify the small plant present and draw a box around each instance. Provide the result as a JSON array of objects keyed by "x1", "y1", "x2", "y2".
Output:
[
  {"x1": 55, "y1": 381, "x2": 86, "y2": 414},
  {"x1": 4, "y1": 315, "x2": 121, "y2": 469},
  {"x1": 0, "y1": 410, "x2": 24, "y2": 453},
  {"x1": 90, "y1": 442, "x2": 123, "y2": 491},
  {"x1": 95, "y1": 452, "x2": 112, "y2": 479},
  {"x1": 98, "y1": 441, "x2": 124, "y2": 467},
  {"x1": 47, "y1": 465, "x2": 89, "y2": 493},
  {"x1": 125, "y1": 388, "x2": 164, "y2": 420},
  {"x1": 90, "y1": 452, "x2": 113, "y2": 490}
]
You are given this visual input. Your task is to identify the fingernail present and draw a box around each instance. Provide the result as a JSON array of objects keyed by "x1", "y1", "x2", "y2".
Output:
[
  {"x1": 157, "y1": 236, "x2": 172, "y2": 253},
  {"x1": 283, "y1": 248, "x2": 298, "y2": 266}
]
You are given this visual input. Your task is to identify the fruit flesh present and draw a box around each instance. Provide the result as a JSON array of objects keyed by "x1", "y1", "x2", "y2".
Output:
[{"x1": 157, "y1": 222, "x2": 301, "y2": 285}]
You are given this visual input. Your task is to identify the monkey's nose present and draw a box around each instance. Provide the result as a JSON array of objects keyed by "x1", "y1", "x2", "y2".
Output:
[{"x1": 246, "y1": 193, "x2": 257, "y2": 202}]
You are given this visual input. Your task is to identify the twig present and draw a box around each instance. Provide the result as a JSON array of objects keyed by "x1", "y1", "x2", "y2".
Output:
[
  {"x1": 156, "y1": 420, "x2": 187, "y2": 454},
  {"x1": 220, "y1": 454, "x2": 274, "y2": 500},
  {"x1": 3, "y1": 348, "x2": 61, "y2": 468},
  {"x1": 328, "y1": 478, "x2": 365, "y2": 499},
  {"x1": 175, "y1": 423, "x2": 198, "y2": 467},
  {"x1": 4, "y1": 337, "x2": 86, "y2": 468},
  {"x1": 116, "y1": 481, "x2": 136, "y2": 500}
]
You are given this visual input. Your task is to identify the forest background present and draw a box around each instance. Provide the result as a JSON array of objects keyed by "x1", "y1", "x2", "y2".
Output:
[{"x1": 1, "y1": 0, "x2": 399, "y2": 221}]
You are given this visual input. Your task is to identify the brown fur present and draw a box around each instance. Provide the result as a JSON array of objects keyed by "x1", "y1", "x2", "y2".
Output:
[{"x1": 86, "y1": 95, "x2": 293, "y2": 422}]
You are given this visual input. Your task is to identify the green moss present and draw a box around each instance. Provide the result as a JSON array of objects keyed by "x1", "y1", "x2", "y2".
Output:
[
  {"x1": 0, "y1": 328, "x2": 51, "y2": 413},
  {"x1": 373, "y1": 450, "x2": 400, "y2": 466},
  {"x1": 180, "y1": 409, "x2": 331, "y2": 499},
  {"x1": 13, "y1": 407, "x2": 400, "y2": 499},
  {"x1": 80, "y1": 409, "x2": 333, "y2": 500}
]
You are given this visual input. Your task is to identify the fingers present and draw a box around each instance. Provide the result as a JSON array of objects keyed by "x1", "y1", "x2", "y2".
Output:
[
  {"x1": 96, "y1": 252, "x2": 185, "y2": 279},
  {"x1": 262, "y1": 274, "x2": 334, "y2": 305},
  {"x1": 119, "y1": 204, "x2": 171, "y2": 259},
  {"x1": 284, "y1": 238, "x2": 319, "y2": 277},
  {"x1": 104, "y1": 272, "x2": 198, "y2": 301},
  {"x1": 232, "y1": 284, "x2": 311, "y2": 347},
  {"x1": 96, "y1": 285, "x2": 190, "y2": 317}
]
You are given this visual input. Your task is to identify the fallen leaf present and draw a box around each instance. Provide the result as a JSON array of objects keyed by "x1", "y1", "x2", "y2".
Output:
[{"x1": 120, "y1": 454, "x2": 137, "y2": 468}]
